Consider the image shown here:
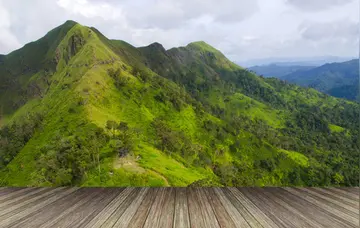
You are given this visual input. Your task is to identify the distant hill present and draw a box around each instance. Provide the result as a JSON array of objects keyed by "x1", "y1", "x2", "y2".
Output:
[
  {"x1": 248, "y1": 64, "x2": 314, "y2": 78},
  {"x1": 238, "y1": 56, "x2": 355, "y2": 67},
  {"x1": 0, "y1": 21, "x2": 358, "y2": 187},
  {"x1": 282, "y1": 59, "x2": 359, "y2": 100}
]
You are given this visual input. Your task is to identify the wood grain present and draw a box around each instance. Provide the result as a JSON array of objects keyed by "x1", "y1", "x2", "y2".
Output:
[{"x1": 0, "y1": 187, "x2": 357, "y2": 228}]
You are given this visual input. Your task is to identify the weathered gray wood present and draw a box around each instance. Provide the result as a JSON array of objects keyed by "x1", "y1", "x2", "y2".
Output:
[
  {"x1": 203, "y1": 188, "x2": 236, "y2": 228},
  {"x1": 113, "y1": 188, "x2": 149, "y2": 227},
  {"x1": 296, "y1": 187, "x2": 358, "y2": 215},
  {"x1": 84, "y1": 187, "x2": 132, "y2": 228},
  {"x1": 270, "y1": 187, "x2": 348, "y2": 228},
  {"x1": 0, "y1": 187, "x2": 25, "y2": 197},
  {"x1": 0, "y1": 187, "x2": 78, "y2": 228},
  {"x1": 39, "y1": 188, "x2": 106, "y2": 228},
  {"x1": 0, "y1": 187, "x2": 39, "y2": 202},
  {"x1": 75, "y1": 188, "x2": 123, "y2": 228},
  {"x1": 100, "y1": 187, "x2": 140, "y2": 227},
  {"x1": 0, "y1": 188, "x2": 66, "y2": 219},
  {"x1": 284, "y1": 187, "x2": 358, "y2": 227},
  {"x1": 127, "y1": 188, "x2": 158, "y2": 228},
  {"x1": 214, "y1": 187, "x2": 251, "y2": 227},
  {"x1": 143, "y1": 187, "x2": 167, "y2": 228},
  {"x1": 10, "y1": 188, "x2": 92, "y2": 228},
  {"x1": 231, "y1": 188, "x2": 279, "y2": 228},
  {"x1": 0, "y1": 188, "x2": 52, "y2": 211},
  {"x1": 193, "y1": 188, "x2": 221, "y2": 228},
  {"x1": 173, "y1": 188, "x2": 190, "y2": 228},
  {"x1": 240, "y1": 187, "x2": 300, "y2": 228},
  {"x1": 311, "y1": 188, "x2": 358, "y2": 208},
  {"x1": 223, "y1": 188, "x2": 262, "y2": 228},
  {"x1": 326, "y1": 188, "x2": 359, "y2": 201},
  {"x1": 158, "y1": 187, "x2": 176, "y2": 228},
  {"x1": 187, "y1": 188, "x2": 207, "y2": 228},
  {"x1": 0, "y1": 187, "x2": 357, "y2": 228}
]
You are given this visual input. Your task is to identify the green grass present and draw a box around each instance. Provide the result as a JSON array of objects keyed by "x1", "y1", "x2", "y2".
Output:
[
  {"x1": 329, "y1": 124, "x2": 345, "y2": 133},
  {"x1": 136, "y1": 144, "x2": 210, "y2": 186},
  {"x1": 0, "y1": 20, "x2": 359, "y2": 188},
  {"x1": 279, "y1": 149, "x2": 309, "y2": 167}
]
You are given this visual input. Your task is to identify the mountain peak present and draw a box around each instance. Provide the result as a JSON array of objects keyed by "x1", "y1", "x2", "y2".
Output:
[
  {"x1": 63, "y1": 20, "x2": 78, "y2": 27},
  {"x1": 147, "y1": 42, "x2": 166, "y2": 51},
  {"x1": 186, "y1": 41, "x2": 221, "y2": 54}
]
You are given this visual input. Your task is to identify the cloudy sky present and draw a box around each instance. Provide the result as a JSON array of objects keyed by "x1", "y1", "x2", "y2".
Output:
[{"x1": 0, "y1": 0, "x2": 358, "y2": 63}]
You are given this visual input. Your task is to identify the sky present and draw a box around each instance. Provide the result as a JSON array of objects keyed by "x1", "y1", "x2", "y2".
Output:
[{"x1": 0, "y1": 0, "x2": 358, "y2": 63}]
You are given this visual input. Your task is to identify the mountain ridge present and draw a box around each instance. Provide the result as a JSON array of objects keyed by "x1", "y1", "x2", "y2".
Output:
[
  {"x1": 0, "y1": 21, "x2": 358, "y2": 187},
  {"x1": 281, "y1": 59, "x2": 359, "y2": 100}
]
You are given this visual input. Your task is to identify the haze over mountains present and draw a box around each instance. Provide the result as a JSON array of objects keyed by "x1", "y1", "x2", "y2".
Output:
[
  {"x1": 0, "y1": 21, "x2": 358, "y2": 187},
  {"x1": 238, "y1": 56, "x2": 356, "y2": 68},
  {"x1": 249, "y1": 59, "x2": 359, "y2": 101},
  {"x1": 248, "y1": 65, "x2": 315, "y2": 78}
]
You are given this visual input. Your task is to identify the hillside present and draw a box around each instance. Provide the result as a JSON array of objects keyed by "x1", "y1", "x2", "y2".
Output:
[
  {"x1": 248, "y1": 64, "x2": 314, "y2": 78},
  {"x1": 0, "y1": 21, "x2": 359, "y2": 187},
  {"x1": 282, "y1": 59, "x2": 359, "y2": 100}
]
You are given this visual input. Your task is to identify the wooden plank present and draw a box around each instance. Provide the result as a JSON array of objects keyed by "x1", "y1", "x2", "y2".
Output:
[
  {"x1": 296, "y1": 187, "x2": 358, "y2": 215},
  {"x1": 75, "y1": 188, "x2": 123, "y2": 228},
  {"x1": 113, "y1": 188, "x2": 149, "y2": 227},
  {"x1": 203, "y1": 188, "x2": 236, "y2": 228},
  {"x1": 222, "y1": 188, "x2": 262, "y2": 228},
  {"x1": 0, "y1": 187, "x2": 25, "y2": 197},
  {"x1": 100, "y1": 188, "x2": 141, "y2": 227},
  {"x1": 0, "y1": 187, "x2": 78, "y2": 228},
  {"x1": 39, "y1": 188, "x2": 106, "y2": 228},
  {"x1": 326, "y1": 188, "x2": 359, "y2": 201},
  {"x1": 143, "y1": 187, "x2": 167, "y2": 228},
  {"x1": 334, "y1": 188, "x2": 359, "y2": 197},
  {"x1": 158, "y1": 187, "x2": 175, "y2": 228},
  {"x1": 187, "y1": 188, "x2": 206, "y2": 228},
  {"x1": 214, "y1": 188, "x2": 250, "y2": 228},
  {"x1": 270, "y1": 188, "x2": 350, "y2": 228},
  {"x1": 127, "y1": 188, "x2": 159, "y2": 228},
  {"x1": 231, "y1": 188, "x2": 279, "y2": 228},
  {"x1": 241, "y1": 187, "x2": 306, "y2": 228},
  {"x1": 311, "y1": 188, "x2": 358, "y2": 208},
  {"x1": 284, "y1": 187, "x2": 358, "y2": 227},
  {"x1": 173, "y1": 188, "x2": 190, "y2": 228},
  {"x1": 343, "y1": 187, "x2": 359, "y2": 195},
  {"x1": 0, "y1": 187, "x2": 67, "y2": 218},
  {"x1": 84, "y1": 188, "x2": 133, "y2": 228},
  {"x1": 195, "y1": 188, "x2": 220, "y2": 228},
  {"x1": 0, "y1": 187, "x2": 40, "y2": 202},
  {"x1": 10, "y1": 188, "x2": 93, "y2": 228},
  {"x1": 0, "y1": 188, "x2": 52, "y2": 210},
  {"x1": 0, "y1": 187, "x2": 358, "y2": 228}
]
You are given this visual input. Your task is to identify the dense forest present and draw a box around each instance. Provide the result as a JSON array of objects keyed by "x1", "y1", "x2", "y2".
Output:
[{"x1": 0, "y1": 21, "x2": 358, "y2": 187}]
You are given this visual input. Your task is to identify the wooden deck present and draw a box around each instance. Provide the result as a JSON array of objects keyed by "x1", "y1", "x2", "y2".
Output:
[{"x1": 0, "y1": 187, "x2": 358, "y2": 228}]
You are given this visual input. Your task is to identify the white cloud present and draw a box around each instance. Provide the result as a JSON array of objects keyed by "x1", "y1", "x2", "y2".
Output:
[
  {"x1": 56, "y1": 0, "x2": 122, "y2": 20},
  {"x1": 286, "y1": 0, "x2": 355, "y2": 11},
  {"x1": 0, "y1": 1, "x2": 21, "y2": 53},
  {"x1": 0, "y1": 0, "x2": 357, "y2": 62}
]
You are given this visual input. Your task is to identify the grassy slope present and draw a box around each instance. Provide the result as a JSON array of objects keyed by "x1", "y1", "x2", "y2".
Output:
[
  {"x1": 0, "y1": 23, "x2": 217, "y2": 186},
  {"x1": 0, "y1": 21, "x2": 358, "y2": 187}
]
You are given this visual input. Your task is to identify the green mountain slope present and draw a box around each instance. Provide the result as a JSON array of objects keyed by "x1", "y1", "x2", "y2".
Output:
[
  {"x1": 282, "y1": 59, "x2": 359, "y2": 100},
  {"x1": 0, "y1": 21, "x2": 358, "y2": 187}
]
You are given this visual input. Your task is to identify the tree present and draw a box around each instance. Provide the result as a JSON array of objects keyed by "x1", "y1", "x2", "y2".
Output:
[
  {"x1": 117, "y1": 122, "x2": 129, "y2": 132},
  {"x1": 106, "y1": 120, "x2": 118, "y2": 136}
]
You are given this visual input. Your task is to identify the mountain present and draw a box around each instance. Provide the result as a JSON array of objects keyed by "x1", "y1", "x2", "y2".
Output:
[
  {"x1": 248, "y1": 64, "x2": 315, "y2": 78},
  {"x1": 282, "y1": 59, "x2": 359, "y2": 100},
  {"x1": 0, "y1": 21, "x2": 359, "y2": 187},
  {"x1": 238, "y1": 56, "x2": 355, "y2": 67}
]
